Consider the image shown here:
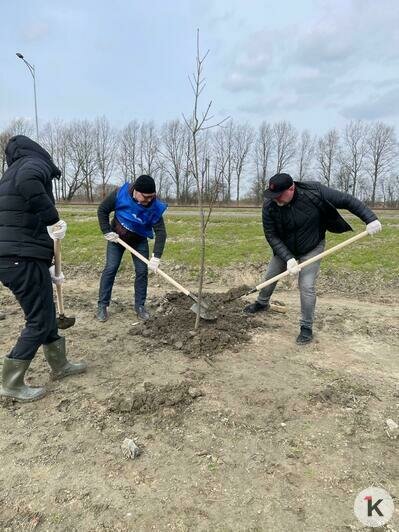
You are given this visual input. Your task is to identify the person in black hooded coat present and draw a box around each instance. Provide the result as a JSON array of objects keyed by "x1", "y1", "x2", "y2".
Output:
[{"x1": 0, "y1": 135, "x2": 86, "y2": 402}]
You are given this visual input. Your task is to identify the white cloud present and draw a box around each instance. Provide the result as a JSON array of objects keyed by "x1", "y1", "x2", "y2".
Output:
[
  {"x1": 222, "y1": 28, "x2": 276, "y2": 94},
  {"x1": 222, "y1": 0, "x2": 399, "y2": 124},
  {"x1": 341, "y1": 87, "x2": 399, "y2": 120},
  {"x1": 223, "y1": 72, "x2": 264, "y2": 93},
  {"x1": 238, "y1": 92, "x2": 300, "y2": 115},
  {"x1": 22, "y1": 22, "x2": 49, "y2": 42}
]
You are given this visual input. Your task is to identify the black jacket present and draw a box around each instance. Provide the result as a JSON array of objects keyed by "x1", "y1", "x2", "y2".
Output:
[
  {"x1": 0, "y1": 135, "x2": 61, "y2": 261},
  {"x1": 97, "y1": 189, "x2": 167, "y2": 258},
  {"x1": 262, "y1": 181, "x2": 378, "y2": 261}
]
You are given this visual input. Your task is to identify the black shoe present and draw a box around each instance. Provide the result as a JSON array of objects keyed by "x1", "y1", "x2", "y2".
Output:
[
  {"x1": 244, "y1": 301, "x2": 268, "y2": 314},
  {"x1": 136, "y1": 305, "x2": 150, "y2": 321},
  {"x1": 96, "y1": 305, "x2": 109, "y2": 322},
  {"x1": 296, "y1": 326, "x2": 313, "y2": 344}
]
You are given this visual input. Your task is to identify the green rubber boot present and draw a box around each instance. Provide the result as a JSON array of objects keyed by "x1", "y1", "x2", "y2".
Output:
[
  {"x1": 0, "y1": 357, "x2": 46, "y2": 402},
  {"x1": 43, "y1": 337, "x2": 87, "y2": 380}
]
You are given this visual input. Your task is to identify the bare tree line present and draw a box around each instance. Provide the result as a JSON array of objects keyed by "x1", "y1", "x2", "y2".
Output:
[{"x1": 1, "y1": 116, "x2": 398, "y2": 206}]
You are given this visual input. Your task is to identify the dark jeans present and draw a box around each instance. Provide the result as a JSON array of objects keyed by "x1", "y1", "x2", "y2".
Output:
[
  {"x1": 257, "y1": 240, "x2": 325, "y2": 329},
  {"x1": 0, "y1": 258, "x2": 60, "y2": 360},
  {"x1": 98, "y1": 239, "x2": 149, "y2": 310}
]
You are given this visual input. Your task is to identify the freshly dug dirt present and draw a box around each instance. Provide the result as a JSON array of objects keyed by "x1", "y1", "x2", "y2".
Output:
[
  {"x1": 130, "y1": 289, "x2": 277, "y2": 358},
  {"x1": 222, "y1": 284, "x2": 253, "y2": 301},
  {"x1": 109, "y1": 380, "x2": 202, "y2": 416}
]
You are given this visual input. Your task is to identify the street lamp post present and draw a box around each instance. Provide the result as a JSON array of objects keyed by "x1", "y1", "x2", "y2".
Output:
[{"x1": 16, "y1": 52, "x2": 39, "y2": 139}]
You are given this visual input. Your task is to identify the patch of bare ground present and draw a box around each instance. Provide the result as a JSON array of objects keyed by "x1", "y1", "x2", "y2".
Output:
[{"x1": 0, "y1": 272, "x2": 398, "y2": 530}]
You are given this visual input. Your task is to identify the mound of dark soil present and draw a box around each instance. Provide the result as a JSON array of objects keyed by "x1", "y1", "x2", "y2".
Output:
[
  {"x1": 130, "y1": 287, "x2": 281, "y2": 358},
  {"x1": 109, "y1": 381, "x2": 201, "y2": 415}
]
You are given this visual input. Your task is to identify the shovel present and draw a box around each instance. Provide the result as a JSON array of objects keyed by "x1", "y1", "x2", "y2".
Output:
[
  {"x1": 54, "y1": 239, "x2": 76, "y2": 330},
  {"x1": 240, "y1": 231, "x2": 369, "y2": 299},
  {"x1": 116, "y1": 238, "x2": 217, "y2": 321}
]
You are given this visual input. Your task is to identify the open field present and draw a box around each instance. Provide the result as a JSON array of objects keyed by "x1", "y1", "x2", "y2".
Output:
[
  {"x1": 0, "y1": 207, "x2": 398, "y2": 531},
  {"x1": 59, "y1": 205, "x2": 399, "y2": 279}
]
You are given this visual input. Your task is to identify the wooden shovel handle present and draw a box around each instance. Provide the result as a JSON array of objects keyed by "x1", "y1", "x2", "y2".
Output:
[
  {"x1": 116, "y1": 238, "x2": 193, "y2": 298},
  {"x1": 255, "y1": 230, "x2": 369, "y2": 292},
  {"x1": 53, "y1": 239, "x2": 65, "y2": 315}
]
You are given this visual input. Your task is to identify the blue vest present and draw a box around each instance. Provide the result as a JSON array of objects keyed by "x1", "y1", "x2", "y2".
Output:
[{"x1": 115, "y1": 183, "x2": 167, "y2": 239}]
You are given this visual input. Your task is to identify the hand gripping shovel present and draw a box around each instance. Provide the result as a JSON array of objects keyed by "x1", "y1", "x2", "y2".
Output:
[
  {"x1": 116, "y1": 238, "x2": 217, "y2": 321},
  {"x1": 54, "y1": 239, "x2": 76, "y2": 330},
  {"x1": 241, "y1": 231, "x2": 369, "y2": 299}
]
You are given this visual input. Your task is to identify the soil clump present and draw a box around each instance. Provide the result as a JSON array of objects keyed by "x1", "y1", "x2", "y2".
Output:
[{"x1": 131, "y1": 289, "x2": 275, "y2": 357}]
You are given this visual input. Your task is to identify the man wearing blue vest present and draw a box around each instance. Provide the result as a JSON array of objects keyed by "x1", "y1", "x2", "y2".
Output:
[{"x1": 97, "y1": 175, "x2": 167, "y2": 321}]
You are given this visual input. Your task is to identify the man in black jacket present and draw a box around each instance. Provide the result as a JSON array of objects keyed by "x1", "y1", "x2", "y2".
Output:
[
  {"x1": 244, "y1": 173, "x2": 382, "y2": 344},
  {"x1": 0, "y1": 135, "x2": 86, "y2": 402},
  {"x1": 97, "y1": 175, "x2": 167, "y2": 321}
]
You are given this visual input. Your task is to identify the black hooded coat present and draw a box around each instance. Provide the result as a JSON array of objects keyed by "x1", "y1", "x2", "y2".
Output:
[{"x1": 0, "y1": 135, "x2": 61, "y2": 262}]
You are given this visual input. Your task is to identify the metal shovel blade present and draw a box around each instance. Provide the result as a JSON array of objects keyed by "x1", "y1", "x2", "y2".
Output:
[
  {"x1": 190, "y1": 301, "x2": 217, "y2": 321},
  {"x1": 57, "y1": 314, "x2": 76, "y2": 330}
]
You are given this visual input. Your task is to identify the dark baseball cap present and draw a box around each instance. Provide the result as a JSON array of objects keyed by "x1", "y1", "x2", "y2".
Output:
[{"x1": 264, "y1": 173, "x2": 294, "y2": 199}]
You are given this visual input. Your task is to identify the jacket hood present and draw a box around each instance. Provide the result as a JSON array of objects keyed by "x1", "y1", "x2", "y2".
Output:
[{"x1": 5, "y1": 135, "x2": 61, "y2": 179}]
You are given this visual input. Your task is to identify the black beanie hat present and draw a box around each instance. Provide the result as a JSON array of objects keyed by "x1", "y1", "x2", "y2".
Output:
[{"x1": 133, "y1": 175, "x2": 156, "y2": 194}]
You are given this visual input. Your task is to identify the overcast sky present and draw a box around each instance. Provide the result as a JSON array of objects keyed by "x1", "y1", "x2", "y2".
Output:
[{"x1": 1, "y1": 0, "x2": 399, "y2": 135}]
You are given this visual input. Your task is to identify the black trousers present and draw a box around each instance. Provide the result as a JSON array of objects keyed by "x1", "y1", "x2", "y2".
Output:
[{"x1": 0, "y1": 258, "x2": 60, "y2": 360}]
